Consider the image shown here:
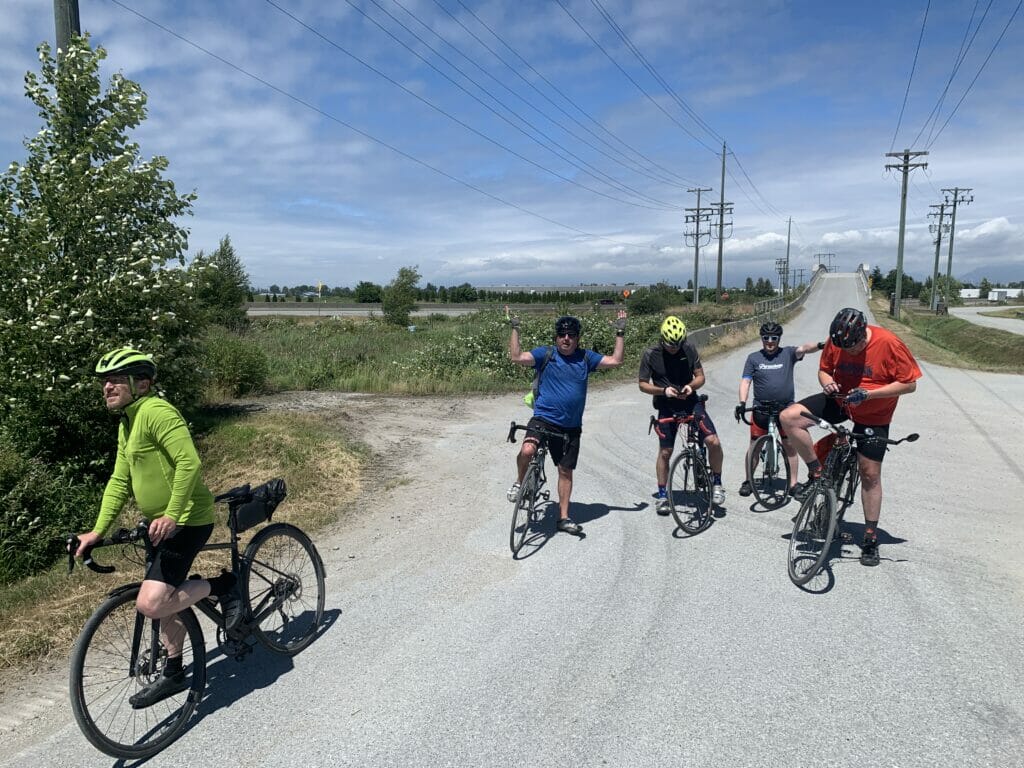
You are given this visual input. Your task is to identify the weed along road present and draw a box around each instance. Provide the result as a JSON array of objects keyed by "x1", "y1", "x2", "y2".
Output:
[{"x1": 3, "y1": 274, "x2": 1023, "y2": 767}]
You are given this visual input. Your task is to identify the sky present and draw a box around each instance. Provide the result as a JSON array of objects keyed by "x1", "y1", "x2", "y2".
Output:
[{"x1": 1, "y1": 0, "x2": 1022, "y2": 290}]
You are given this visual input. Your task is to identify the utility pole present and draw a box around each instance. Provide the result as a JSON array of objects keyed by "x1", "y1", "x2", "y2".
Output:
[
  {"x1": 54, "y1": 0, "x2": 81, "y2": 55},
  {"x1": 941, "y1": 187, "x2": 973, "y2": 308},
  {"x1": 714, "y1": 142, "x2": 732, "y2": 301},
  {"x1": 814, "y1": 252, "x2": 836, "y2": 273},
  {"x1": 885, "y1": 149, "x2": 928, "y2": 321},
  {"x1": 784, "y1": 217, "x2": 792, "y2": 294},
  {"x1": 685, "y1": 187, "x2": 713, "y2": 306},
  {"x1": 774, "y1": 258, "x2": 788, "y2": 294},
  {"x1": 927, "y1": 203, "x2": 949, "y2": 311},
  {"x1": 794, "y1": 268, "x2": 807, "y2": 287}
]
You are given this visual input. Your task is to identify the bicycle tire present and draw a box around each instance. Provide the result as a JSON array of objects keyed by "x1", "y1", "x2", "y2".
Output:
[
  {"x1": 747, "y1": 434, "x2": 792, "y2": 510},
  {"x1": 667, "y1": 451, "x2": 713, "y2": 534},
  {"x1": 510, "y1": 467, "x2": 538, "y2": 555},
  {"x1": 69, "y1": 587, "x2": 205, "y2": 759},
  {"x1": 242, "y1": 523, "x2": 326, "y2": 654},
  {"x1": 837, "y1": 458, "x2": 860, "y2": 509},
  {"x1": 787, "y1": 485, "x2": 838, "y2": 586}
]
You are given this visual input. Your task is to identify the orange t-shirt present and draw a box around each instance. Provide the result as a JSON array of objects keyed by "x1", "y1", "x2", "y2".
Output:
[{"x1": 819, "y1": 325, "x2": 922, "y2": 425}]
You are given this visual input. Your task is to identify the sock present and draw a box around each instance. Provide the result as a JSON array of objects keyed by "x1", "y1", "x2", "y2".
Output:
[
  {"x1": 712, "y1": 473, "x2": 722, "y2": 485},
  {"x1": 657, "y1": 485, "x2": 666, "y2": 497},
  {"x1": 207, "y1": 570, "x2": 237, "y2": 597},
  {"x1": 807, "y1": 460, "x2": 822, "y2": 478},
  {"x1": 864, "y1": 523, "x2": 878, "y2": 541},
  {"x1": 164, "y1": 655, "x2": 183, "y2": 677}
]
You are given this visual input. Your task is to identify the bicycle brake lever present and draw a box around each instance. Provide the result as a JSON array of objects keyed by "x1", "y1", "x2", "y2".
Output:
[
  {"x1": 66, "y1": 534, "x2": 78, "y2": 574},
  {"x1": 507, "y1": 421, "x2": 518, "y2": 443}
]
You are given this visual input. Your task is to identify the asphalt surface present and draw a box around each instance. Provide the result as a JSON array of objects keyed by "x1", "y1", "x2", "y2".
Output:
[
  {"x1": 949, "y1": 305, "x2": 1024, "y2": 336},
  {"x1": 3, "y1": 274, "x2": 1022, "y2": 767}
]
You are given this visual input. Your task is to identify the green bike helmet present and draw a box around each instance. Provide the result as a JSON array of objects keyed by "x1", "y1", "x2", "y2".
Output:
[{"x1": 94, "y1": 347, "x2": 157, "y2": 380}]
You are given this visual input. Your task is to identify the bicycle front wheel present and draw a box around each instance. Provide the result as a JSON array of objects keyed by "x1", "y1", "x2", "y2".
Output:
[
  {"x1": 667, "y1": 452, "x2": 713, "y2": 534},
  {"x1": 510, "y1": 468, "x2": 538, "y2": 555},
  {"x1": 69, "y1": 587, "x2": 205, "y2": 760},
  {"x1": 787, "y1": 486, "x2": 838, "y2": 586},
  {"x1": 747, "y1": 434, "x2": 792, "y2": 510},
  {"x1": 242, "y1": 523, "x2": 326, "y2": 654},
  {"x1": 837, "y1": 458, "x2": 860, "y2": 509}
]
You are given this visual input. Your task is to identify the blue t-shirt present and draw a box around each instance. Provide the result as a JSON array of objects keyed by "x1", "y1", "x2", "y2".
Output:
[{"x1": 531, "y1": 346, "x2": 603, "y2": 429}]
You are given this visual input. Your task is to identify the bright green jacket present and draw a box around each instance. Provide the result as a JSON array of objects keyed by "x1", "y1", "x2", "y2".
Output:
[{"x1": 93, "y1": 394, "x2": 215, "y2": 536}]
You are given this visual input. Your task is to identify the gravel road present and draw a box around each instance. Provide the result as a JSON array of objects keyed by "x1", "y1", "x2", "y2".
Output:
[{"x1": 3, "y1": 274, "x2": 1022, "y2": 768}]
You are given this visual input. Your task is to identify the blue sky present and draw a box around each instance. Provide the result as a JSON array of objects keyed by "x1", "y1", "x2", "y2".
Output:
[{"x1": 2, "y1": 0, "x2": 1022, "y2": 289}]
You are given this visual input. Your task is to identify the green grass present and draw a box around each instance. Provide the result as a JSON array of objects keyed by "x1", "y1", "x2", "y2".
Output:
[{"x1": 871, "y1": 296, "x2": 1024, "y2": 373}]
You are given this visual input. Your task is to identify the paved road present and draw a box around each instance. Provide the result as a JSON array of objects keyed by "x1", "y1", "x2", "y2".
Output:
[
  {"x1": 949, "y1": 305, "x2": 1024, "y2": 335},
  {"x1": 4, "y1": 274, "x2": 1022, "y2": 767}
]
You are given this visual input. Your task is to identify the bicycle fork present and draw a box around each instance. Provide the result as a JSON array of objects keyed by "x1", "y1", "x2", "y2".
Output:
[{"x1": 129, "y1": 614, "x2": 164, "y2": 679}]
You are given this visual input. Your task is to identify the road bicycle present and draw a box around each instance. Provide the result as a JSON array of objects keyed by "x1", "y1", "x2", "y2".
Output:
[
  {"x1": 787, "y1": 418, "x2": 918, "y2": 586},
  {"x1": 505, "y1": 421, "x2": 564, "y2": 556},
  {"x1": 65, "y1": 479, "x2": 326, "y2": 760},
  {"x1": 649, "y1": 394, "x2": 714, "y2": 535},
  {"x1": 738, "y1": 400, "x2": 792, "y2": 510}
]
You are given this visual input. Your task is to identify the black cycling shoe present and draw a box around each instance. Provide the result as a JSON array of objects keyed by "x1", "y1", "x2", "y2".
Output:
[
  {"x1": 738, "y1": 480, "x2": 753, "y2": 497},
  {"x1": 860, "y1": 538, "x2": 881, "y2": 567},
  {"x1": 220, "y1": 586, "x2": 244, "y2": 632},
  {"x1": 129, "y1": 672, "x2": 188, "y2": 709},
  {"x1": 557, "y1": 518, "x2": 582, "y2": 535}
]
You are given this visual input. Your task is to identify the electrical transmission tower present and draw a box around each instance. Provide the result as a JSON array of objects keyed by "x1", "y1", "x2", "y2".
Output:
[{"x1": 685, "y1": 187, "x2": 713, "y2": 306}]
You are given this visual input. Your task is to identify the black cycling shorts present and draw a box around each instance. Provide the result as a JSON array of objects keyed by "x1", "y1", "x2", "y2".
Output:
[
  {"x1": 525, "y1": 417, "x2": 582, "y2": 471},
  {"x1": 796, "y1": 393, "x2": 891, "y2": 463},
  {"x1": 144, "y1": 522, "x2": 214, "y2": 588}
]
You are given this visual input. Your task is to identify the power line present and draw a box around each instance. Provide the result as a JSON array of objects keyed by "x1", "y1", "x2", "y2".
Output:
[
  {"x1": 449, "y1": 0, "x2": 701, "y2": 188},
  {"x1": 911, "y1": 0, "x2": 994, "y2": 148},
  {"x1": 889, "y1": 0, "x2": 931, "y2": 153},
  {"x1": 926, "y1": 0, "x2": 1022, "y2": 149},
  {"x1": 263, "y1": 0, "x2": 680, "y2": 211},
  {"x1": 552, "y1": 0, "x2": 719, "y2": 154},
  {"x1": 105, "y1": 0, "x2": 664, "y2": 250}
]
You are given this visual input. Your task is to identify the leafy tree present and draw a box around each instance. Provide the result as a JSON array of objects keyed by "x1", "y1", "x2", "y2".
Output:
[
  {"x1": 382, "y1": 265, "x2": 421, "y2": 326},
  {"x1": 269, "y1": 283, "x2": 281, "y2": 295},
  {"x1": 744, "y1": 277, "x2": 755, "y2": 293},
  {"x1": 979, "y1": 278, "x2": 992, "y2": 299},
  {"x1": 354, "y1": 281, "x2": 382, "y2": 303},
  {"x1": 190, "y1": 234, "x2": 249, "y2": 330},
  {"x1": 0, "y1": 37, "x2": 203, "y2": 466}
]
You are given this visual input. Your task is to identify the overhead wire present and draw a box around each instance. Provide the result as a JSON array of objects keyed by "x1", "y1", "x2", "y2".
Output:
[
  {"x1": 925, "y1": 0, "x2": 982, "y2": 146},
  {"x1": 450, "y1": 0, "x2": 699, "y2": 188},
  {"x1": 262, "y1": 0, "x2": 680, "y2": 211},
  {"x1": 105, "y1": 0, "x2": 664, "y2": 250},
  {"x1": 889, "y1": 0, "x2": 931, "y2": 153}
]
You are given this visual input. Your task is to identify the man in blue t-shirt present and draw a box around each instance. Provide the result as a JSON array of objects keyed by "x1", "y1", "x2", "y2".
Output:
[
  {"x1": 735, "y1": 321, "x2": 824, "y2": 497},
  {"x1": 506, "y1": 310, "x2": 626, "y2": 535}
]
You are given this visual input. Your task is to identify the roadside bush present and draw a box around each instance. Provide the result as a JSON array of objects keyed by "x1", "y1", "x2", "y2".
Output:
[
  {"x1": 200, "y1": 327, "x2": 270, "y2": 398},
  {"x1": 0, "y1": 447, "x2": 103, "y2": 585}
]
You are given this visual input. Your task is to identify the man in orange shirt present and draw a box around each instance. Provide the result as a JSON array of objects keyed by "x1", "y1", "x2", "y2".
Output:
[{"x1": 780, "y1": 308, "x2": 922, "y2": 566}]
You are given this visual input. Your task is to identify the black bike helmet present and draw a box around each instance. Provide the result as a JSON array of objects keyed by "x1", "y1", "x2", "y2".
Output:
[
  {"x1": 759, "y1": 321, "x2": 783, "y2": 337},
  {"x1": 829, "y1": 308, "x2": 867, "y2": 348},
  {"x1": 554, "y1": 316, "x2": 581, "y2": 337}
]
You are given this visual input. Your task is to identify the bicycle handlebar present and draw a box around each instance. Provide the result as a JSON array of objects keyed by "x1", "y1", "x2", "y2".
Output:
[
  {"x1": 506, "y1": 421, "x2": 566, "y2": 445},
  {"x1": 648, "y1": 394, "x2": 710, "y2": 434},
  {"x1": 799, "y1": 411, "x2": 920, "y2": 446},
  {"x1": 737, "y1": 400, "x2": 788, "y2": 426},
  {"x1": 65, "y1": 521, "x2": 149, "y2": 575}
]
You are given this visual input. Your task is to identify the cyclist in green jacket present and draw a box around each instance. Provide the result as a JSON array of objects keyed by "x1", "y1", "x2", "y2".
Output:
[{"x1": 74, "y1": 347, "x2": 241, "y2": 709}]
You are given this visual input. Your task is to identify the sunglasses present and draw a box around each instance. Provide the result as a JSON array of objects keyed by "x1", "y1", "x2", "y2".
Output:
[
  {"x1": 101, "y1": 375, "x2": 130, "y2": 386},
  {"x1": 762, "y1": 335, "x2": 780, "y2": 343},
  {"x1": 556, "y1": 332, "x2": 578, "y2": 339}
]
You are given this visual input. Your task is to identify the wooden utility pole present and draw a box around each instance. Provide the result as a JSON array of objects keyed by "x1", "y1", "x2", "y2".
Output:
[
  {"x1": 885, "y1": 149, "x2": 928, "y2": 321},
  {"x1": 784, "y1": 217, "x2": 792, "y2": 294},
  {"x1": 941, "y1": 187, "x2": 973, "y2": 307},
  {"x1": 715, "y1": 143, "x2": 727, "y2": 300},
  {"x1": 927, "y1": 203, "x2": 948, "y2": 311},
  {"x1": 54, "y1": 0, "x2": 81, "y2": 55},
  {"x1": 685, "y1": 187, "x2": 713, "y2": 306}
]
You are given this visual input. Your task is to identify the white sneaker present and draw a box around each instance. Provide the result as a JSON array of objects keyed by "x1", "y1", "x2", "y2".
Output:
[
  {"x1": 656, "y1": 496, "x2": 672, "y2": 515},
  {"x1": 506, "y1": 482, "x2": 520, "y2": 503},
  {"x1": 712, "y1": 485, "x2": 725, "y2": 505}
]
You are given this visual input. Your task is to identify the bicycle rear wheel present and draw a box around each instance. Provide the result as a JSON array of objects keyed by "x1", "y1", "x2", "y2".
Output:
[
  {"x1": 510, "y1": 467, "x2": 538, "y2": 555},
  {"x1": 747, "y1": 434, "x2": 792, "y2": 510},
  {"x1": 242, "y1": 523, "x2": 326, "y2": 654},
  {"x1": 787, "y1": 486, "x2": 838, "y2": 586},
  {"x1": 69, "y1": 587, "x2": 205, "y2": 760},
  {"x1": 667, "y1": 452, "x2": 713, "y2": 534}
]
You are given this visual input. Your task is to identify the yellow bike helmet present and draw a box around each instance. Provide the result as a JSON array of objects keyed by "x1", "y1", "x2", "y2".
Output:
[{"x1": 660, "y1": 316, "x2": 687, "y2": 345}]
